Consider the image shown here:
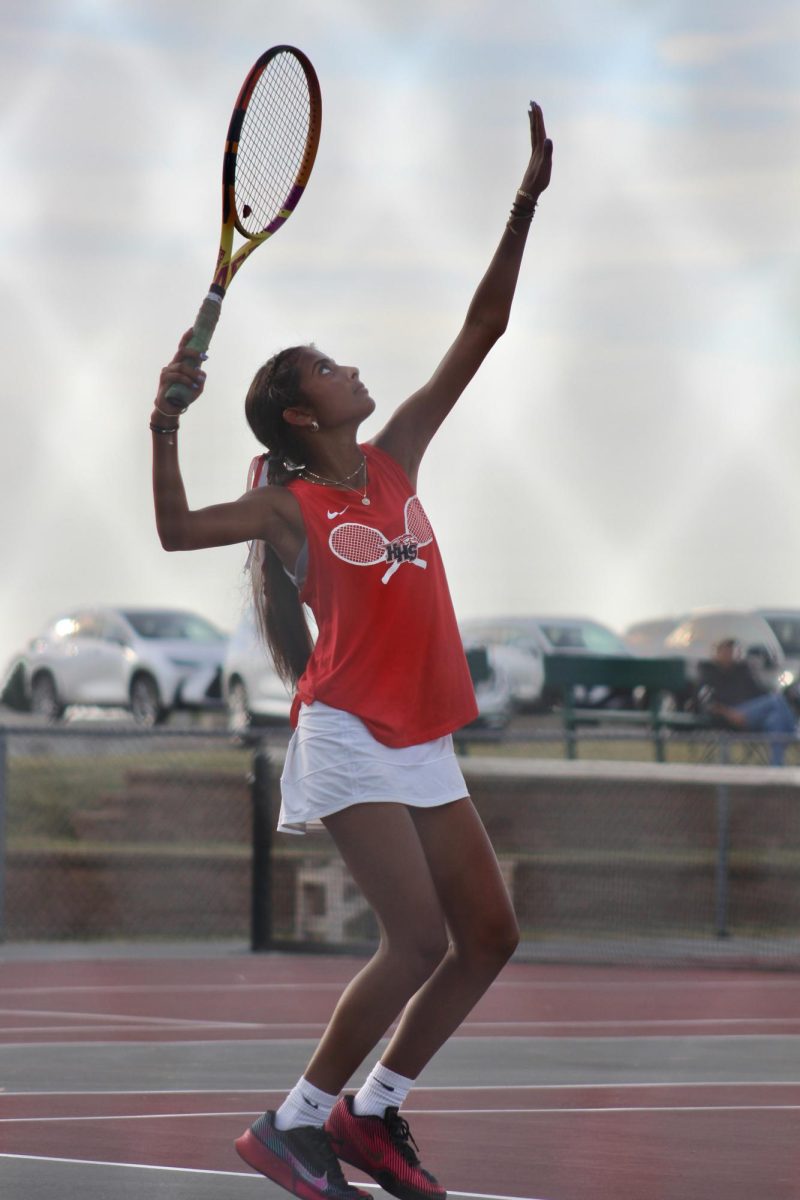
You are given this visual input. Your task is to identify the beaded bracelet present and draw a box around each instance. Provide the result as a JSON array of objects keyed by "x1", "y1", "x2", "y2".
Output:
[{"x1": 507, "y1": 198, "x2": 537, "y2": 235}]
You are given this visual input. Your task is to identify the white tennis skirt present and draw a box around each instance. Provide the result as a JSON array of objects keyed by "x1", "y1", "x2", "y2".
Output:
[{"x1": 278, "y1": 701, "x2": 469, "y2": 835}]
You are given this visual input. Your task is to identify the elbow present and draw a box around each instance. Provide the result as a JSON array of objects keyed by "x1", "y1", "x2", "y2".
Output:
[
  {"x1": 467, "y1": 315, "x2": 507, "y2": 344},
  {"x1": 157, "y1": 524, "x2": 189, "y2": 552}
]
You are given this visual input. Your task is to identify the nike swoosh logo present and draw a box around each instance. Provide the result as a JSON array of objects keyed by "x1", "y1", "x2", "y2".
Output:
[
  {"x1": 378, "y1": 1081, "x2": 395, "y2": 1090},
  {"x1": 302, "y1": 1094, "x2": 320, "y2": 1109},
  {"x1": 327, "y1": 507, "x2": 349, "y2": 519},
  {"x1": 294, "y1": 1162, "x2": 328, "y2": 1188}
]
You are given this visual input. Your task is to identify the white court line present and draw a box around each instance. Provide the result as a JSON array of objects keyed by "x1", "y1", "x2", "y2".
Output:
[
  {"x1": 0, "y1": 1110, "x2": 258, "y2": 1123},
  {"x1": 0, "y1": 1153, "x2": 542, "y2": 1200},
  {"x1": 0, "y1": 983, "x2": 350, "y2": 995},
  {"x1": 4, "y1": 1080, "x2": 800, "y2": 1099},
  {"x1": 407, "y1": 1105, "x2": 800, "y2": 1115},
  {"x1": 0, "y1": 1007, "x2": 264, "y2": 1031},
  {"x1": 5, "y1": 1032, "x2": 798, "y2": 1049},
  {"x1": 1, "y1": 978, "x2": 799, "y2": 995},
  {"x1": 4, "y1": 1016, "x2": 800, "y2": 1036},
  {"x1": 3, "y1": 1103, "x2": 800, "y2": 1125},
  {"x1": 462, "y1": 1022, "x2": 800, "y2": 1032},
  {"x1": 0, "y1": 1022, "x2": 324, "y2": 1035},
  {"x1": 440, "y1": 1018, "x2": 800, "y2": 1029}
]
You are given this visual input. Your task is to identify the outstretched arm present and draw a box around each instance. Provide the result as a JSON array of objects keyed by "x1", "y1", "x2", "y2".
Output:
[{"x1": 374, "y1": 102, "x2": 553, "y2": 484}]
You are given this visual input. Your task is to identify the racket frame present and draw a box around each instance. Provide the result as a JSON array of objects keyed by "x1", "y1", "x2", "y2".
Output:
[{"x1": 165, "y1": 45, "x2": 321, "y2": 406}]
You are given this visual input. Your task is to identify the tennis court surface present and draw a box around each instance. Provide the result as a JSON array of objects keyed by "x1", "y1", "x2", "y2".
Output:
[{"x1": 1, "y1": 945, "x2": 799, "y2": 1200}]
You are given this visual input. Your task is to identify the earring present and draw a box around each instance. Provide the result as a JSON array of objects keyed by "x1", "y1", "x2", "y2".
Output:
[{"x1": 309, "y1": 420, "x2": 319, "y2": 432}]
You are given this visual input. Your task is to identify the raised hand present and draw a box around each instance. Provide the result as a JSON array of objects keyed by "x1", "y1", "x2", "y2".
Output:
[
  {"x1": 520, "y1": 101, "x2": 553, "y2": 200},
  {"x1": 153, "y1": 329, "x2": 207, "y2": 422}
]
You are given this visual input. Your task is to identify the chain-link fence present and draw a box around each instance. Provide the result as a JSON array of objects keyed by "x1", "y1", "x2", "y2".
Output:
[
  {"x1": 2, "y1": 725, "x2": 256, "y2": 941},
  {"x1": 2, "y1": 722, "x2": 799, "y2": 967}
]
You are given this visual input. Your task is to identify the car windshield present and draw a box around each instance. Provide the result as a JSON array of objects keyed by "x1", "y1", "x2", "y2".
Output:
[
  {"x1": 763, "y1": 617, "x2": 800, "y2": 657},
  {"x1": 122, "y1": 611, "x2": 225, "y2": 643},
  {"x1": 539, "y1": 622, "x2": 626, "y2": 654}
]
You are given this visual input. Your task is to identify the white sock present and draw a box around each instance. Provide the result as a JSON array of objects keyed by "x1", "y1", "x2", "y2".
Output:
[
  {"x1": 274, "y1": 1076, "x2": 339, "y2": 1131},
  {"x1": 352, "y1": 1062, "x2": 415, "y2": 1117}
]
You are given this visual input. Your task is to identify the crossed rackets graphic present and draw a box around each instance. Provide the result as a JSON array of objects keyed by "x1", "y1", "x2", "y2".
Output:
[{"x1": 329, "y1": 497, "x2": 433, "y2": 584}]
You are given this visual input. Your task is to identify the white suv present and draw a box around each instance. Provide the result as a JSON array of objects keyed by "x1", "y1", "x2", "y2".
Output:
[
  {"x1": 18, "y1": 607, "x2": 228, "y2": 725},
  {"x1": 223, "y1": 608, "x2": 294, "y2": 734}
]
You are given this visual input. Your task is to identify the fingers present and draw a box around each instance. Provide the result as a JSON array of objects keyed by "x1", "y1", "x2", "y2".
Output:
[
  {"x1": 160, "y1": 361, "x2": 206, "y2": 390},
  {"x1": 156, "y1": 354, "x2": 206, "y2": 413},
  {"x1": 528, "y1": 100, "x2": 546, "y2": 145},
  {"x1": 165, "y1": 331, "x2": 208, "y2": 376},
  {"x1": 174, "y1": 333, "x2": 206, "y2": 364}
]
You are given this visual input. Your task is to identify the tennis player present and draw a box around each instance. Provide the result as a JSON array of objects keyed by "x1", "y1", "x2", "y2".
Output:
[{"x1": 151, "y1": 103, "x2": 552, "y2": 1200}]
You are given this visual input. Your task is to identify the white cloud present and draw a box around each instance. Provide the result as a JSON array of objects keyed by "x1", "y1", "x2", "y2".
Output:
[{"x1": 660, "y1": 16, "x2": 799, "y2": 68}]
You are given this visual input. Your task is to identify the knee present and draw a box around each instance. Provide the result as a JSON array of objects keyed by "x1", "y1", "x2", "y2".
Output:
[
  {"x1": 458, "y1": 908, "x2": 520, "y2": 972},
  {"x1": 384, "y1": 923, "x2": 449, "y2": 987}
]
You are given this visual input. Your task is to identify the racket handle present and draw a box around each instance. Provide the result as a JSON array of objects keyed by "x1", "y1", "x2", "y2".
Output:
[{"x1": 164, "y1": 293, "x2": 223, "y2": 408}]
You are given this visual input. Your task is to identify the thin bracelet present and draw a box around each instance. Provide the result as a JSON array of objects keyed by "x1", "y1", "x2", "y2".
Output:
[
  {"x1": 150, "y1": 421, "x2": 179, "y2": 435},
  {"x1": 155, "y1": 401, "x2": 186, "y2": 418}
]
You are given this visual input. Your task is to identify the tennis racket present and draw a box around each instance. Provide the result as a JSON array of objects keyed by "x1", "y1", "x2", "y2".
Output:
[{"x1": 166, "y1": 45, "x2": 322, "y2": 409}]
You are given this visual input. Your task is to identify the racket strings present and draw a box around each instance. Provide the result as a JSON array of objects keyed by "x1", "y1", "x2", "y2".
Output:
[
  {"x1": 330, "y1": 524, "x2": 388, "y2": 565},
  {"x1": 236, "y1": 54, "x2": 314, "y2": 235},
  {"x1": 405, "y1": 497, "x2": 433, "y2": 545}
]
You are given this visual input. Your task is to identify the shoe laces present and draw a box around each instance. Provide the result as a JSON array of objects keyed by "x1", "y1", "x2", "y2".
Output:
[{"x1": 383, "y1": 1107, "x2": 422, "y2": 1166}]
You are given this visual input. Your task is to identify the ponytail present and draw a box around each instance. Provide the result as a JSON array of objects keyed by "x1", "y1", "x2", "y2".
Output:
[{"x1": 244, "y1": 348, "x2": 314, "y2": 688}]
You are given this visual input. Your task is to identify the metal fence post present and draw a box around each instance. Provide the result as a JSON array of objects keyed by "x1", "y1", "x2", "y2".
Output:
[
  {"x1": 714, "y1": 781, "x2": 731, "y2": 938},
  {"x1": 250, "y1": 744, "x2": 273, "y2": 952},
  {"x1": 0, "y1": 729, "x2": 7, "y2": 942}
]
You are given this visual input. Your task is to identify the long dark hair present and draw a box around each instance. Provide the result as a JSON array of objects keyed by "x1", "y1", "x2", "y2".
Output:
[{"x1": 245, "y1": 347, "x2": 314, "y2": 687}]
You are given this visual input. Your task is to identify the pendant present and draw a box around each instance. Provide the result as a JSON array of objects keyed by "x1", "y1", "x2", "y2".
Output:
[{"x1": 361, "y1": 497, "x2": 371, "y2": 506}]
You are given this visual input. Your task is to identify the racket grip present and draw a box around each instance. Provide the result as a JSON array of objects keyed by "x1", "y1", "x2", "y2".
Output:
[{"x1": 164, "y1": 293, "x2": 223, "y2": 409}]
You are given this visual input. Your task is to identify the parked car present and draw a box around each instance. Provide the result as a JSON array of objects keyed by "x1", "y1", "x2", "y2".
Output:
[
  {"x1": 17, "y1": 607, "x2": 227, "y2": 725},
  {"x1": 662, "y1": 609, "x2": 785, "y2": 695},
  {"x1": 223, "y1": 610, "x2": 528, "y2": 736},
  {"x1": 223, "y1": 608, "x2": 294, "y2": 733},
  {"x1": 461, "y1": 640, "x2": 544, "y2": 728},
  {"x1": 622, "y1": 617, "x2": 680, "y2": 657},
  {"x1": 754, "y1": 608, "x2": 800, "y2": 705},
  {"x1": 459, "y1": 616, "x2": 632, "y2": 709}
]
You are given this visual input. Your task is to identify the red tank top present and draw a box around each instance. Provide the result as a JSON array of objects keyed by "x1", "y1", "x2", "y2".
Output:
[{"x1": 287, "y1": 444, "x2": 477, "y2": 747}]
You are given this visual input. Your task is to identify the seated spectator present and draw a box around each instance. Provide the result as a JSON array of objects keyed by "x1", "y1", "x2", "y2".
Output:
[{"x1": 700, "y1": 637, "x2": 796, "y2": 765}]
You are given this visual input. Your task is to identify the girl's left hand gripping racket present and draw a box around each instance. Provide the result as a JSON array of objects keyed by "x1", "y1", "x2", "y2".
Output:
[{"x1": 166, "y1": 45, "x2": 322, "y2": 409}]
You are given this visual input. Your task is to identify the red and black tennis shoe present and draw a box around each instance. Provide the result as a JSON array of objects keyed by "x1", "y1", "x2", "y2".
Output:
[
  {"x1": 235, "y1": 1111, "x2": 371, "y2": 1200},
  {"x1": 325, "y1": 1095, "x2": 446, "y2": 1200}
]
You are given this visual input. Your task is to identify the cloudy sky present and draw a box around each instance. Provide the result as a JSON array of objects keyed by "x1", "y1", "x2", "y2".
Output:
[{"x1": 1, "y1": 0, "x2": 798, "y2": 671}]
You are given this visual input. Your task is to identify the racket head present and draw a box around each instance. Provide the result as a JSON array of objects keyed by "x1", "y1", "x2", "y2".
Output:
[
  {"x1": 404, "y1": 496, "x2": 433, "y2": 546},
  {"x1": 224, "y1": 45, "x2": 322, "y2": 242},
  {"x1": 329, "y1": 522, "x2": 388, "y2": 566}
]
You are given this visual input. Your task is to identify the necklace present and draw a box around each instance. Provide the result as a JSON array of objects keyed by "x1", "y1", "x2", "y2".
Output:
[{"x1": 301, "y1": 456, "x2": 371, "y2": 505}]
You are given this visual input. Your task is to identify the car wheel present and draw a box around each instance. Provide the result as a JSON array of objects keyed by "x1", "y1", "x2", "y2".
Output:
[
  {"x1": 30, "y1": 672, "x2": 63, "y2": 722},
  {"x1": 130, "y1": 674, "x2": 165, "y2": 727},
  {"x1": 227, "y1": 679, "x2": 252, "y2": 737}
]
